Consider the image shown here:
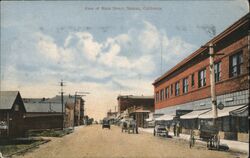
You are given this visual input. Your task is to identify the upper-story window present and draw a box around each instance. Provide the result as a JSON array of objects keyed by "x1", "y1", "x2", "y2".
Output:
[
  {"x1": 14, "y1": 104, "x2": 19, "y2": 111},
  {"x1": 155, "y1": 92, "x2": 159, "y2": 103},
  {"x1": 175, "y1": 81, "x2": 180, "y2": 96},
  {"x1": 229, "y1": 52, "x2": 243, "y2": 77},
  {"x1": 214, "y1": 62, "x2": 221, "y2": 82},
  {"x1": 198, "y1": 68, "x2": 206, "y2": 88},
  {"x1": 191, "y1": 73, "x2": 195, "y2": 87},
  {"x1": 170, "y1": 84, "x2": 173, "y2": 96},
  {"x1": 183, "y1": 77, "x2": 188, "y2": 93},
  {"x1": 165, "y1": 87, "x2": 169, "y2": 99},
  {"x1": 160, "y1": 89, "x2": 164, "y2": 101}
]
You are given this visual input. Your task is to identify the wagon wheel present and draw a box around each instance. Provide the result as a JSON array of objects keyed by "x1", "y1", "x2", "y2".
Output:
[{"x1": 189, "y1": 130, "x2": 195, "y2": 148}]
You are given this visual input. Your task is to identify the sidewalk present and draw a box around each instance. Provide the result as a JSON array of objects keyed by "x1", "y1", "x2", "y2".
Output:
[{"x1": 139, "y1": 128, "x2": 249, "y2": 154}]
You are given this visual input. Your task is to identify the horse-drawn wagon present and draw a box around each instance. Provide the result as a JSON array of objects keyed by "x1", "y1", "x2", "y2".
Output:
[{"x1": 189, "y1": 121, "x2": 220, "y2": 149}]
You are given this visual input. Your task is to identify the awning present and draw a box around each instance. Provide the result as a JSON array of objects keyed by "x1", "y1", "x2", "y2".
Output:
[
  {"x1": 229, "y1": 105, "x2": 248, "y2": 117},
  {"x1": 155, "y1": 113, "x2": 175, "y2": 121},
  {"x1": 180, "y1": 109, "x2": 211, "y2": 119},
  {"x1": 146, "y1": 117, "x2": 153, "y2": 122},
  {"x1": 198, "y1": 104, "x2": 246, "y2": 119}
]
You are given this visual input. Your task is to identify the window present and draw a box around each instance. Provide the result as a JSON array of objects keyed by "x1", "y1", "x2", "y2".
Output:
[
  {"x1": 165, "y1": 87, "x2": 169, "y2": 99},
  {"x1": 183, "y1": 77, "x2": 188, "y2": 93},
  {"x1": 160, "y1": 89, "x2": 164, "y2": 101},
  {"x1": 175, "y1": 81, "x2": 180, "y2": 96},
  {"x1": 155, "y1": 92, "x2": 159, "y2": 103},
  {"x1": 198, "y1": 69, "x2": 206, "y2": 88},
  {"x1": 191, "y1": 73, "x2": 195, "y2": 87},
  {"x1": 14, "y1": 104, "x2": 19, "y2": 111},
  {"x1": 229, "y1": 52, "x2": 243, "y2": 77},
  {"x1": 214, "y1": 62, "x2": 221, "y2": 82},
  {"x1": 170, "y1": 84, "x2": 173, "y2": 96}
]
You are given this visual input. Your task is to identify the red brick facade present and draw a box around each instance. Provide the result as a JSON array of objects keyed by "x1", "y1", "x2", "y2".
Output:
[{"x1": 153, "y1": 13, "x2": 249, "y2": 110}]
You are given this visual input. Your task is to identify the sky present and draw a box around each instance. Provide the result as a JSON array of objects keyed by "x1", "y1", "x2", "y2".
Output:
[{"x1": 0, "y1": 1, "x2": 249, "y2": 120}]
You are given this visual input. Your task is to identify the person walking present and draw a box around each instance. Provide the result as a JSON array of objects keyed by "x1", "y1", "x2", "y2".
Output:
[{"x1": 173, "y1": 123, "x2": 176, "y2": 136}]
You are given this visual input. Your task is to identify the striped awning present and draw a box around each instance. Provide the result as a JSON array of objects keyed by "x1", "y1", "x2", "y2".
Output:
[
  {"x1": 180, "y1": 109, "x2": 211, "y2": 119},
  {"x1": 198, "y1": 104, "x2": 246, "y2": 119}
]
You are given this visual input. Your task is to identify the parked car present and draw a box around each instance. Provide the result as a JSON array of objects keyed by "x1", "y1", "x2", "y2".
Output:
[
  {"x1": 154, "y1": 124, "x2": 168, "y2": 137},
  {"x1": 102, "y1": 119, "x2": 110, "y2": 129}
]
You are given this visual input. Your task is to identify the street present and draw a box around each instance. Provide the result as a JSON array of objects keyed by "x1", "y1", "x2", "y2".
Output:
[{"x1": 13, "y1": 125, "x2": 246, "y2": 158}]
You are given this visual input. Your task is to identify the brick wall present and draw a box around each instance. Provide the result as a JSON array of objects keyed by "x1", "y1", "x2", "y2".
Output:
[{"x1": 154, "y1": 35, "x2": 249, "y2": 110}]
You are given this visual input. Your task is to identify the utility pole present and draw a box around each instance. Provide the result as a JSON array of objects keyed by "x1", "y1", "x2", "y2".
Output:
[
  {"x1": 209, "y1": 43, "x2": 217, "y2": 123},
  {"x1": 60, "y1": 79, "x2": 65, "y2": 130}
]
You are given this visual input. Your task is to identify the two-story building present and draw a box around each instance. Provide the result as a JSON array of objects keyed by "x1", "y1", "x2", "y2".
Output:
[{"x1": 153, "y1": 13, "x2": 249, "y2": 141}]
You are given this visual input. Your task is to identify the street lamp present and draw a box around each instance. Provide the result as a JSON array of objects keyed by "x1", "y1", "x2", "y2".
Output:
[{"x1": 74, "y1": 91, "x2": 90, "y2": 130}]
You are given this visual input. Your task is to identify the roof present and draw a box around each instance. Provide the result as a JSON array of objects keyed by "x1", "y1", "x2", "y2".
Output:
[
  {"x1": 153, "y1": 12, "x2": 249, "y2": 85},
  {"x1": 24, "y1": 95, "x2": 76, "y2": 113},
  {"x1": 198, "y1": 104, "x2": 246, "y2": 119},
  {"x1": 117, "y1": 95, "x2": 154, "y2": 100},
  {"x1": 180, "y1": 109, "x2": 211, "y2": 119},
  {"x1": 45, "y1": 95, "x2": 75, "y2": 104},
  {"x1": 0, "y1": 91, "x2": 19, "y2": 110},
  {"x1": 24, "y1": 102, "x2": 62, "y2": 113}
]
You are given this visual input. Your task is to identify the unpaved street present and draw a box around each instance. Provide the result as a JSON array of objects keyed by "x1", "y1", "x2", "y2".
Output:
[{"x1": 14, "y1": 125, "x2": 245, "y2": 158}]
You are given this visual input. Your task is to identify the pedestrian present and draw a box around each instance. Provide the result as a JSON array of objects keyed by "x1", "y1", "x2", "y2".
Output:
[
  {"x1": 173, "y1": 123, "x2": 176, "y2": 136},
  {"x1": 176, "y1": 122, "x2": 180, "y2": 137},
  {"x1": 135, "y1": 122, "x2": 139, "y2": 134}
]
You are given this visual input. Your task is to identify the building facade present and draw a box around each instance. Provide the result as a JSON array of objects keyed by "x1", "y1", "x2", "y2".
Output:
[
  {"x1": 117, "y1": 95, "x2": 154, "y2": 127},
  {"x1": 0, "y1": 91, "x2": 26, "y2": 138},
  {"x1": 153, "y1": 13, "x2": 249, "y2": 141},
  {"x1": 153, "y1": 13, "x2": 249, "y2": 114}
]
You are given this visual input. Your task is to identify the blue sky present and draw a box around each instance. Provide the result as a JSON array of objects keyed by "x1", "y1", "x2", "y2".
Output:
[{"x1": 0, "y1": 1, "x2": 248, "y2": 120}]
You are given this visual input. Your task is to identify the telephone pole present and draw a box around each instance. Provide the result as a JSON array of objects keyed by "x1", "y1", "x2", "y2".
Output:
[{"x1": 60, "y1": 79, "x2": 65, "y2": 130}]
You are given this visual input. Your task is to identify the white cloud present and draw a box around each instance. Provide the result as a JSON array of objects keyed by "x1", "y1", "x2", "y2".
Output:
[
  {"x1": 36, "y1": 33, "x2": 60, "y2": 61},
  {"x1": 76, "y1": 32, "x2": 102, "y2": 61}
]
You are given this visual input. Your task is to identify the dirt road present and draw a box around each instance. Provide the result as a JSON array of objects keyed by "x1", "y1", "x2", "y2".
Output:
[{"x1": 14, "y1": 125, "x2": 246, "y2": 158}]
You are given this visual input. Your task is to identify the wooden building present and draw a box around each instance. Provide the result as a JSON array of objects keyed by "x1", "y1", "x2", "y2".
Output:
[{"x1": 0, "y1": 91, "x2": 26, "y2": 138}]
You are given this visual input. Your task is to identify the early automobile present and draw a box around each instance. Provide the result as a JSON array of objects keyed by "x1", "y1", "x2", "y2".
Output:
[
  {"x1": 102, "y1": 119, "x2": 110, "y2": 129},
  {"x1": 154, "y1": 124, "x2": 168, "y2": 137}
]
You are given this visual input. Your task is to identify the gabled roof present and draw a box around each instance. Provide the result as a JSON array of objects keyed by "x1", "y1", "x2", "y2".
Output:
[{"x1": 0, "y1": 91, "x2": 19, "y2": 110}]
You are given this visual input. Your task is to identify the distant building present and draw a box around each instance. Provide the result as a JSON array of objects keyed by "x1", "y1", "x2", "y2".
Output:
[
  {"x1": 23, "y1": 94, "x2": 85, "y2": 130},
  {"x1": 117, "y1": 95, "x2": 154, "y2": 127},
  {"x1": 23, "y1": 98, "x2": 63, "y2": 131},
  {"x1": 153, "y1": 13, "x2": 249, "y2": 142},
  {"x1": 0, "y1": 91, "x2": 26, "y2": 138}
]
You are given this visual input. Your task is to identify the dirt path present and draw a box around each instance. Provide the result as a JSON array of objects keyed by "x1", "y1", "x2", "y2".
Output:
[{"x1": 13, "y1": 125, "x2": 246, "y2": 158}]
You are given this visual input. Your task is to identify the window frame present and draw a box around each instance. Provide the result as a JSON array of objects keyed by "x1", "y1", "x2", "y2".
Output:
[
  {"x1": 175, "y1": 81, "x2": 180, "y2": 96},
  {"x1": 183, "y1": 77, "x2": 188, "y2": 93},
  {"x1": 198, "y1": 68, "x2": 206, "y2": 88},
  {"x1": 229, "y1": 51, "x2": 243, "y2": 78},
  {"x1": 214, "y1": 61, "x2": 221, "y2": 83}
]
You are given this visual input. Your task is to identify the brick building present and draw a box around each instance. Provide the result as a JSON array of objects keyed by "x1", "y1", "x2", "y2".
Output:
[
  {"x1": 153, "y1": 13, "x2": 249, "y2": 141},
  {"x1": 117, "y1": 95, "x2": 154, "y2": 127},
  {"x1": 0, "y1": 91, "x2": 26, "y2": 138}
]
